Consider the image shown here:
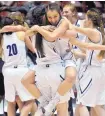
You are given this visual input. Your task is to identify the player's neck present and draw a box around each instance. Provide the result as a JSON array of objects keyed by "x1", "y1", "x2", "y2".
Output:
[
  {"x1": 70, "y1": 17, "x2": 78, "y2": 25},
  {"x1": 73, "y1": 18, "x2": 78, "y2": 25}
]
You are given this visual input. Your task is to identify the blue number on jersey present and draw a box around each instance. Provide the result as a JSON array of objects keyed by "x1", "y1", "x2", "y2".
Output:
[{"x1": 7, "y1": 44, "x2": 18, "y2": 56}]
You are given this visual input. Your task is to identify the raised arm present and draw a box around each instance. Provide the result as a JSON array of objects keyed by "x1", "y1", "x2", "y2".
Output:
[
  {"x1": 30, "y1": 19, "x2": 69, "y2": 42},
  {"x1": 25, "y1": 28, "x2": 37, "y2": 37},
  {"x1": 71, "y1": 37, "x2": 105, "y2": 50},
  {"x1": 0, "y1": 25, "x2": 27, "y2": 33},
  {"x1": 64, "y1": 30, "x2": 105, "y2": 50},
  {"x1": 69, "y1": 22, "x2": 100, "y2": 43}
]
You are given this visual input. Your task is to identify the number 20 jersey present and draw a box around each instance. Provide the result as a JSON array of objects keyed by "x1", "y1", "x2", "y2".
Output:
[{"x1": 2, "y1": 32, "x2": 27, "y2": 67}]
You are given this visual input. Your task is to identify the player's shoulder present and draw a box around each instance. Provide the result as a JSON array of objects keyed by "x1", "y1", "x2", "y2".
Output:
[
  {"x1": 61, "y1": 17, "x2": 68, "y2": 24},
  {"x1": 16, "y1": 31, "x2": 25, "y2": 41},
  {"x1": 16, "y1": 31, "x2": 25, "y2": 35},
  {"x1": 77, "y1": 19, "x2": 85, "y2": 27}
]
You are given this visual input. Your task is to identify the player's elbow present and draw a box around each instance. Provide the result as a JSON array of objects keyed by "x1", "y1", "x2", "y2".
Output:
[{"x1": 50, "y1": 34, "x2": 58, "y2": 41}]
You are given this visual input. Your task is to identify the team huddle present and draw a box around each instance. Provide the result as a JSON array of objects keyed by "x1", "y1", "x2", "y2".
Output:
[{"x1": 0, "y1": 2, "x2": 105, "y2": 116}]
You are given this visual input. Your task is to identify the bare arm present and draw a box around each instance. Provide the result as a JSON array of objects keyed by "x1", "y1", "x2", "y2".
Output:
[
  {"x1": 64, "y1": 30, "x2": 105, "y2": 50},
  {"x1": 77, "y1": 46, "x2": 86, "y2": 54},
  {"x1": 25, "y1": 29, "x2": 37, "y2": 37},
  {"x1": 0, "y1": 25, "x2": 27, "y2": 33},
  {"x1": 71, "y1": 49, "x2": 86, "y2": 59},
  {"x1": 24, "y1": 36, "x2": 36, "y2": 53},
  {"x1": 71, "y1": 37, "x2": 105, "y2": 50},
  {"x1": 31, "y1": 19, "x2": 69, "y2": 41},
  {"x1": 69, "y1": 23, "x2": 100, "y2": 43}
]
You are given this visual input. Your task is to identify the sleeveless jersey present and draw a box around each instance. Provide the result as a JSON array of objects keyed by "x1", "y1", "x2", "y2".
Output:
[
  {"x1": 73, "y1": 20, "x2": 86, "y2": 50},
  {"x1": 84, "y1": 30, "x2": 102, "y2": 66},
  {"x1": 35, "y1": 39, "x2": 62, "y2": 65},
  {"x1": 55, "y1": 18, "x2": 73, "y2": 61},
  {"x1": 2, "y1": 32, "x2": 27, "y2": 67}
]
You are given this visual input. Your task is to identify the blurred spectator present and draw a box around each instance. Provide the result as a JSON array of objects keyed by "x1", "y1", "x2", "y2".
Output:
[
  {"x1": 16, "y1": 1, "x2": 26, "y2": 6},
  {"x1": 81, "y1": 1, "x2": 96, "y2": 12},
  {"x1": 1, "y1": 6, "x2": 28, "y2": 19},
  {"x1": 0, "y1": 1, "x2": 14, "y2": 6},
  {"x1": 26, "y1": 2, "x2": 46, "y2": 27},
  {"x1": 18, "y1": 7, "x2": 28, "y2": 19}
]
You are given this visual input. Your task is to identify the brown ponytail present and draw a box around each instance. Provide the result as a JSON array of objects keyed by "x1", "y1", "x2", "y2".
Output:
[{"x1": 87, "y1": 8, "x2": 105, "y2": 58}]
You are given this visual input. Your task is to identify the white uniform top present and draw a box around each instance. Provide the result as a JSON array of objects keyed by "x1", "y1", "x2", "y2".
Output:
[
  {"x1": 55, "y1": 38, "x2": 73, "y2": 60},
  {"x1": 73, "y1": 20, "x2": 86, "y2": 51},
  {"x1": 36, "y1": 39, "x2": 62, "y2": 65},
  {"x1": 55, "y1": 18, "x2": 73, "y2": 60},
  {"x1": 2, "y1": 32, "x2": 27, "y2": 68},
  {"x1": 55, "y1": 38, "x2": 77, "y2": 68},
  {"x1": 54, "y1": 18, "x2": 76, "y2": 68},
  {"x1": 75, "y1": 20, "x2": 86, "y2": 42},
  {"x1": 84, "y1": 29, "x2": 102, "y2": 66}
]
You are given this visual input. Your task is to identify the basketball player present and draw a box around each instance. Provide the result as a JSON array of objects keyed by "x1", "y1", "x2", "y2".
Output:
[
  {"x1": 45, "y1": 8, "x2": 105, "y2": 116},
  {"x1": 62, "y1": 3, "x2": 86, "y2": 46},
  {"x1": 8, "y1": 12, "x2": 38, "y2": 116},
  {"x1": 0, "y1": 17, "x2": 35, "y2": 116},
  {"x1": 67, "y1": 8, "x2": 105, "y2": 116},
  {"x1": 25, "y1": 3, "x2": 77, "y2": 115},
  {"x1": 62, "y1": 3, "x2": 86, "y2": 70},
  {"x1": 62, "y1": 3, "x2": 88, "y2": 116}
]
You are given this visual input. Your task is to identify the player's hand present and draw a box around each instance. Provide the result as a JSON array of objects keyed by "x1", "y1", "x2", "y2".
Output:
[
  {"x1": 42, "y1": 25, "x2": 56, "y2": 32},
  {"x1": 31, "y1": 25, "x2": 39, "y2": 31},
  {"x1": 26, "y1": 29, "x2": 37, "y2": 37},
  {"x1": 63, "y1": 16, "x2": 74, "y2": 30}
]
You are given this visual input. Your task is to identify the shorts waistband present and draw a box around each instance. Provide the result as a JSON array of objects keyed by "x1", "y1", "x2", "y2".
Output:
[
  {"x1": 13, "y1": 65, "x2": 27, "y2": 68},
  {"x1": 37, "y1": 62, "x2": 64, "y2": 68},
  {"x1": 3, "y1": 65, "x2": 27, "y2": 69}
]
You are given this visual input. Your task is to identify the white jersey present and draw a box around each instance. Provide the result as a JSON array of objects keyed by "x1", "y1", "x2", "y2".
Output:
[
  {"x1": 2, "y1": 32, "x2": 27, "y2": 67},
  {"x1": 84, "y1": 30, "x2": 102, "y2": 66},
  {"x1": 73, "y1": 20, "x2": 86, "y2": 51},
  {"x1": 55, "y1": 38, "x2": 73, "y2": 61},
  {"x1": 53, "y1": 18, "x2": 76, "y2": 68},
  {"x1": 55, "y1": 18, "x2": 73, "y2": 60},
  {"x1": 75, "y1": 20, "x2": 86, "y2": 42},
  {"x1": 55, "y1": 38, "x2": 77, "y2": 68},
  {"x1": 36, "y1": 39, "x2": 62, "y2": 65}
]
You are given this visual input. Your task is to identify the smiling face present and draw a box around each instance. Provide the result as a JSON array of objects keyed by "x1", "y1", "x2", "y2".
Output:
[
  {"x1": 62, "y1": 6, "x2": 73, "y2": 20},
  {"x1": 46, "y1": 9, "x2": 60, "y2": 26},
  {"x1": 62, "y1": 4, "x2": 77, "y2": 21}
]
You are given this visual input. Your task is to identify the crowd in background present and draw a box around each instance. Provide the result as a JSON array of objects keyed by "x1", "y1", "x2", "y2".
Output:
[{"x1": 0, "y1": 1, "x2": 105, "y2": 28}]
